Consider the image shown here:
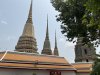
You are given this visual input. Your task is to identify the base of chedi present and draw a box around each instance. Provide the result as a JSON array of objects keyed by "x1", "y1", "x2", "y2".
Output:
[{"x1": 15, "y1": 36, "x2": 38, "y2": 53}]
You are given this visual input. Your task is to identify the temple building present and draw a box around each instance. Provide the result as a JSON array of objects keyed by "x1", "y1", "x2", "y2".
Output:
[
  {"x1": 0, "y1": 0, "x2": 95, "y2": 75},
  {"x1": 75, "y1": 37, "x2": 96, "y2": 62}
]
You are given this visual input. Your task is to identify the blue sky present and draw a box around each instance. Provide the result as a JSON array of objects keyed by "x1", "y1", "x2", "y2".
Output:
[{"x1": 0, "y1": 0, "x2": 99, "y2": 63}]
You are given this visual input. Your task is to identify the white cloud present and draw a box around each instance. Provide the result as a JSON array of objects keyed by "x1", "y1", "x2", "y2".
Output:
[{"x1": 1, "y1": 20, "x2": 8, "y2": 25}]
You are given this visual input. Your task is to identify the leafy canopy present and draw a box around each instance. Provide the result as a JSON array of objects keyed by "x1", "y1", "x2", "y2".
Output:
[
  {"x1": 90, "y1": 54, "x2": 100, "y2": 75},
  {"x1": 51, "y1": 0, "x2": 100, "y2": 46}
]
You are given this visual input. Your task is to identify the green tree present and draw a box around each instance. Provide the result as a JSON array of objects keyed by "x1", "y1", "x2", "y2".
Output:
[
  {"x1": 83, "y1": 0, "x2": 100, "y2": 46},
  {"x1": 51, "y1": 0, "x2": 100, "y2": 46},
  {"x1": 51, "y1": 0, "x2": 87, "y2": 41},
  {"x1": 91, "y1": 54, "x2": 100, "y2": 75}
]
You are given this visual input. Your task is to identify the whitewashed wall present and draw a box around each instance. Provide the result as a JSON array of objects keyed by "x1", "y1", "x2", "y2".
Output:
[
  {"x1": 0, "y1": 68, "x2": 77, "y2": 75},
  {"x1": 62, "y1": 71, "x2": 76, "y2": 75},
  {"x1": 0, "y1": 69, "x2": 49, "y2": 75},
  {"x1": 76, "y1": 73, "x2": 90, "y2": 75}
]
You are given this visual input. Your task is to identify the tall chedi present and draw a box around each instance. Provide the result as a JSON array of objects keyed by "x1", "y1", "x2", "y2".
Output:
[
  {"x1": 15, "y1": 0, "x2": 38, "y2": 53},
  {"x1": 54, "y1": 31, "x2": 59, "y2": 56},
  {"x1": 41, "y1": 16, "x2": 52, "y2": 55},
  {"x1": 75, "y1": 37, "x2": 96, "y2": 62}
]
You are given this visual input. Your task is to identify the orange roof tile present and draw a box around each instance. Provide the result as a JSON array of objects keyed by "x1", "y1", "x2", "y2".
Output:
[
  {"x1": 0, "y1": 51, "x2": 76, "y2": 70},
  {"x1": 72, "y1": 63, "x2": 92, "y2": 69},
  {"x1": 1, "y1": 51, "x2": 69, "y2": 64},
  {"x1": 72, "y1": 63, "x2": 92, "y2": 73},
  {"x1": 0, "y1": 62, "x2": 74, "y2": 70},
  {"x1": 0, "y1": 54, "x2": 4, "y2": 58},
  {"x1": 77, "y1": 70, "x2": 91, "y2": 73}
]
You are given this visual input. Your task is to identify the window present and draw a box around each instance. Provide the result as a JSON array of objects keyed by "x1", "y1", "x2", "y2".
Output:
[
  {"x1": 86, "y1": 59, "x2": 89, "y2": 62},
  {"x1": 84, "y1": 49, "x2": 87, "y2": 55},
  {"x1": 50, "y1": 71, "x2": 61, "y2": 75}
]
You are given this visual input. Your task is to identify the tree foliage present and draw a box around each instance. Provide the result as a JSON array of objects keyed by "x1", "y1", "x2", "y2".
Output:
[
  {"x1": 51, "y1": 0, "x2": 100, "y2": 46},
  {"x1": 83, "y1": 0, "x2": 100, "y2": 46},
  {"x1": 91, "y1": 54, "x2": 100, "y2": 75}
]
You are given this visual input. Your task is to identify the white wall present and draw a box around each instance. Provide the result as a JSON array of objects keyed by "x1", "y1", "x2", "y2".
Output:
[
  {"x1": 76, "y1": 73, "x2": 90, "y2": 75},
  {"x1": 0, "y1": 69, "x2": 49, "y2": 75},
  {"x1": 0, "y1": 68, "x2": 77, "y2": 75},
  {"x1": 62, "y1": 71, "x2": 76, "y2": 75}
]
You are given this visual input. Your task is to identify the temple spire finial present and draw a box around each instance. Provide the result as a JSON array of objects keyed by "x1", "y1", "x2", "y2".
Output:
[
  {"x1": 22, "y1": 0, "x2": 34, "y2": 37},
  {"x1": 46, "y1": 15, "x2": 49, "y2": 39},
  {"x1": 41, "y1": 15, "x2": 52, "y2": 55},
  {"x1": 54, "y1": 30, "x2": 59, "y2": 56},
  {"x1": 28, "y1": 0, "x2": 33, "y2": 19},
  {"x1": 55, "y1": 30, "x2": 57, "y2": 48}
]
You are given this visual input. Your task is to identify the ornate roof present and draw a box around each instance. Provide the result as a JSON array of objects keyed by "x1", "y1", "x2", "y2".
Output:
[
  {"x1": 72, "y1": 63, "x2": 92, "y2": 73},
  {"x1": 0, "y1": 51, "x2": 75, "y2": 70}
]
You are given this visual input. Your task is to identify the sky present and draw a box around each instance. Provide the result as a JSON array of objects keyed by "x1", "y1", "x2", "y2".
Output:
[{"x1": 0, "y1": 0, "x2": 99, "y2": 63}]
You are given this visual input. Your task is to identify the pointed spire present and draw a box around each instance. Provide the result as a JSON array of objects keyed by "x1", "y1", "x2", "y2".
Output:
[
  {"x1": 46, "y1": 15, "x2": 49, "y2": 39},
  {"x1": 28, "y1": 0, "x2": 33, "y2": 19},
  {"x1": 22, "y1": 0, "x2": 34, "y2": 37},
  {"x1": 54, "y1": 30, "x2": 59, "y2": 56},
  {"x1": 15, "y1": 0, "x2": 38, "y2": 53},
  {"x1": 41, "y1": 15, "x2": 52, "y2": 55},
  {"x1": 25, "y1": 0, "x2": 33, "y2": 24},
  {"x1": 55, "y1": 31, "x2": 57, "y2": 48}
]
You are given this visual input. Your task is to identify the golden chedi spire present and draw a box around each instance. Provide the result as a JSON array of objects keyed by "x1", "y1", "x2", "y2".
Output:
[
  {"x1": 54, "y1": 31, "x2": 59, "y2": 56},
  {"x1": 41, "y1": 15, "x2": 52, "y2": 55},
  {"x1": 15, "y1": 0, "x2": 38, "y2": 53},
  {"x1": 22, "y1": 0, "x2": 34, "y2": 37}
]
